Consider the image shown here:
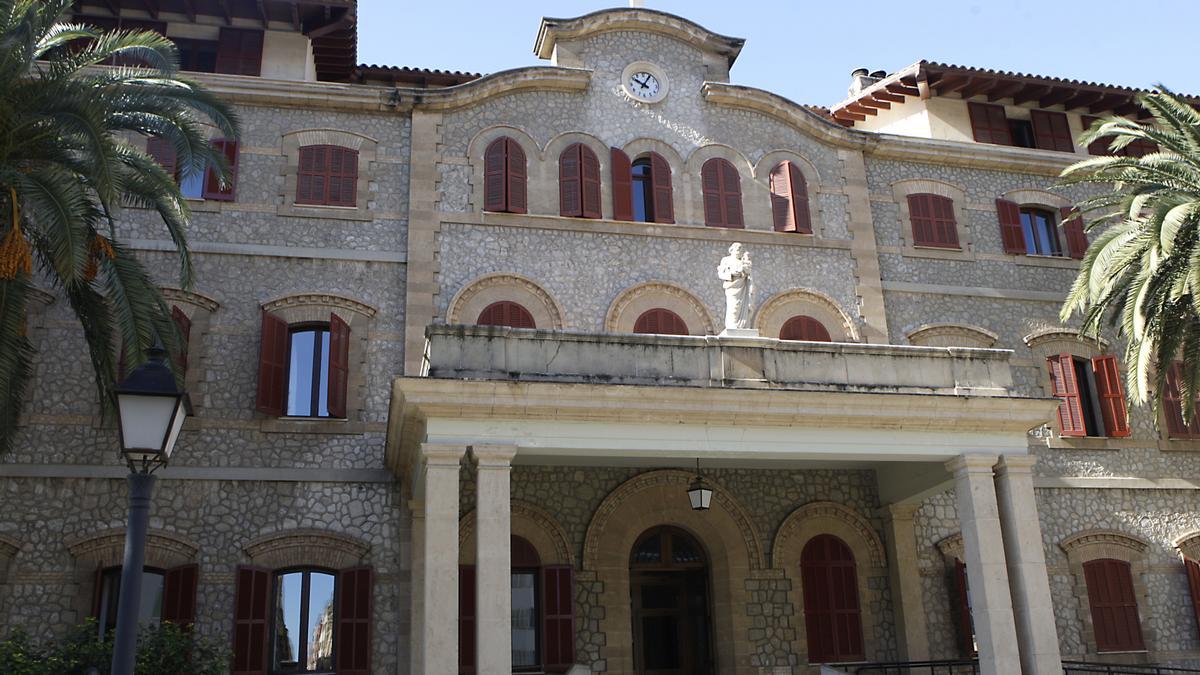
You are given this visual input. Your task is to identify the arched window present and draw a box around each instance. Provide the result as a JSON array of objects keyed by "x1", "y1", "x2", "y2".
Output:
[
  {"x1": 296, "y1": 145, "x2": 358, "y2": 207},
  {"x1": 484, "y1": 137, "x2": 527, "y2": 214},
  {"x1": 1082, "y1": 558, "x2": 1145, "y2": 652},
  {"x1": 701, "y1": 157, "x2": 743, "y2": 228},
  {"x1": 271, "y1": 568, "x2": 338, "y2": 672},
  {"x1": 460, "y1": 535, "x2": 575, "y2": 673},
  {"x1": 779, "y1": 316, "x2": 831, "y2": 342},
  {"x1": 769, "y1": 161, "x2": 812, "y2": 233},
  {"x1": 906, "y1": 193, "x2": 959, "y2": 249},
  {"x1": 633, "y1": 308, "x2": 689, "y2": 336},
  {"x1": 630, "y1": 526, "x2": 707, "y2": 569},
  {"x1": 627, "y1": 152, "x2": 674, "y2": 224},
  {"x1": 477, "y1": 301, "x2": 536, "y2": 329},
  {"x1": 559, "y1": 143, "x2": 601, "y2": 218},
  {"x1": 801, "y1": 534, "x2": 864, "y2": 663}
]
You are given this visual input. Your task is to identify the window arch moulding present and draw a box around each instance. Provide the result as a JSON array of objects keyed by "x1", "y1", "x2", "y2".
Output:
[
  {"x1": 890, "y1": 179, "x2": 974, "y2": 261},
  {"x1": 278, "y1": 128, "x2": 378, "y2": 221},
  {"x1": 605, "y1": 281, "x2": 715, "y2": 335}
]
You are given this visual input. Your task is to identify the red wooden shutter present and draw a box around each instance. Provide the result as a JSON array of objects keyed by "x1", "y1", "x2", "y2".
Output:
[
  {"x1": 255, "y1": 311, "x2": 288, "y2": 416},
  {"x1": 1081, "y1": 115, "x2": 1110, "y2": 156},
  {"x1": 1061, "y1": 206, "x2": 1088, "y2": 259},
  {"x1": 297, "y1": 145, "x2": 322, "y2": 205},
  {"x1": 801, "y1": 535, "x2": 865, "y2": 663},
  {"x1": 484, "y1": 138, "x2": 507, "y2": 212},
  {"x1": 649, "y1": 152, "x2": 674, "y2": 223},
  {"x1": 327, "y1": 147, "x2": 358, "y2": 207},
  {"x1": 908, "y1": 194, "x2": 959, "y2": 248},
  {"x1": 580, "y1": 145, "x2": 601, "y2": 219},
  {"x1": 459, "y1": 565, "x2": 476, "y2": 673},
  {"x1": 215, "y1": 28, "x2": 263, "y2": 76},
  {"x1": 335, "y1": 566, "x2": 373, "y2": 675},
  {"x1": 633, "y1": 308, "x2": 688, "y2": 336},
  {"x1": 770, "y1": 161, "x2": 811, "y2": 234},
  {"x1": 967, "y1": 102, "x2": 1013, "y2": 146},
  {"x1": 477, "y1": 301, "x2": 536, "y2": 329},
  {"x1": 203, "y1": 139, "x2": 238, "y2": 201},
  {"x1": 780, "y1": 316, "x2": 831, "y2": 342},
  {"x1": 1083, "y1": 558, "x2": 1145, "y2": 652},
  {"x1": 327, "y1": 312, "x2": 350, "y2": 419},
  {"x1": 1186, "y1": 559, "x2": 1200, "y2": 639},
  {"x1": 1031, "y1": 110, "x2": 1075, "y2": 152},
  {"x1": 996, "y1": 198, "x2": 1027, "y2": 254},
  {"x1": 162, "y1": 563, "x2": 198, "y2": 629},
  {"x1": 1164, "y1": 362, "x2": 1200, "y2": 438},
  {"x1": 506, "y1": 138, "x2": 528, "y2": 214},
  {"x1": 611, "y1": 147, "x2": 633, "y2": 221},
  {"x1": 1047, "y1": 354, "x2": 1087, "y2": 436},
  {"x1": 952, "y1": 559, "x2": 975, "y2": 656},
  {"x1": 559, "y1": 144, "x2": 582, "y2": 217},
  {"x1": 1091, "y1": 355, "x2": 1130, "y2": 437},
  {"x1": 701, "y1": 158, "x2": 743, "y2": 228},
  {"x1": 231, "y1": 566, "x2": 270, "y2": 675},
  {"x1": 542, "y1": 565, "x2": 575, "y2": 672},
  {"x1": 171, "y1": 305, "x2": 191, "y2": 374},
  {"x1": 147, "y1": 137, "x2": 178, "y2": 181}
]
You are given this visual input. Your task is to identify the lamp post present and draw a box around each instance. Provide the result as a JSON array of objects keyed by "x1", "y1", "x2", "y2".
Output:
[{"x1": 110, "y1": 345, "x2": 191, "y2": 675}]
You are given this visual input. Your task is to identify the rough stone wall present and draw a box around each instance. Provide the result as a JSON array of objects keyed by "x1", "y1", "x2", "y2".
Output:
[
  {"x1": 461, "y1": 465, "x2": 895, "y2": 671},
  {"x1": 3, "y1": 101, "x2": 412, "y2": 673},
  {"x1": 436, "y1": 223, "x2": 860, "y2": 333}
]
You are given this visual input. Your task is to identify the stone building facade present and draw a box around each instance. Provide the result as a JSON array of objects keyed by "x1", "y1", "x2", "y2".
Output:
[{"x1": 2, "y1": 4, "x2": 1199, "y2": 675}]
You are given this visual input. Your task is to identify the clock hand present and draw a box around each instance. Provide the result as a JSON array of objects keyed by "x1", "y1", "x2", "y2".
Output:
[{"x1": 634, "y1": 75, "x2": 650, "y2": 88}]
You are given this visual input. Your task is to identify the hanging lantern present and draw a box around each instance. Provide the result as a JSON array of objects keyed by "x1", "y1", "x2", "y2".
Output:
[{"x1": 687, "y1": 459, "x2": 712, "y2": 511}]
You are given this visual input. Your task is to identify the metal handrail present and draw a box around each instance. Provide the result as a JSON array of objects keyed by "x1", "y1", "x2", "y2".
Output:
[
  {"x1": 829, "y1": 659, "x2": 980, "y2": 674},
  {"x1": 1062, "y1": 661, "x2": 1200, "y2": 674}
]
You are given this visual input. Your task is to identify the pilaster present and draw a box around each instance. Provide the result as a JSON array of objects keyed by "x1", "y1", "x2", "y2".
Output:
[
  {"x1": 995, "y1": 455, "x2": 1063, "y2": 675},
  {"x1": 881, "y1": 503, "x2": 929, "y2": 661},
  {"x1": 945, "y1": 454, "x2": 1021, "y2": 675},
  {"x1": 404, "y1": 110, "x2": 445, "y2": 375}
]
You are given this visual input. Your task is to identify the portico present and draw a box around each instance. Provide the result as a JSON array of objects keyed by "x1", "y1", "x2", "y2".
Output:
[{"x1": 386, "y1": 326, "x2": 1064, "y2": 674}]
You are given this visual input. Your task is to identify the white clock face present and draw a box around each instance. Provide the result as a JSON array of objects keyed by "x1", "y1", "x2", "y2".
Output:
[{"x1": 628, "y1": 71, "x2": 660, "y2": 100}]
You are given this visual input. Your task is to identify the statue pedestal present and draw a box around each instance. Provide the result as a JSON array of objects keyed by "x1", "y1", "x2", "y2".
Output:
[{"x1": 718, "y1": 328, "x2": 761, "y2": 338}]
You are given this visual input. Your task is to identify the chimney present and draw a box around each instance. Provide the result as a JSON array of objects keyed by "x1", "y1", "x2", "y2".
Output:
[{"x1": 848, "y1": 68, "x2": 884, "y2": 98}]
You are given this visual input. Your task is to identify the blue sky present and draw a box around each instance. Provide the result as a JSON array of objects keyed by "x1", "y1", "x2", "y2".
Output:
[{"x1": 359, "y1": 0, "x2": 1197, "y2": 107}]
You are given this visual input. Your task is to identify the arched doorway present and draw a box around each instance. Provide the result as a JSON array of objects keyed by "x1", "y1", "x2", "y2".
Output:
[
  {"x1": 629, "y1": 526, "x2": 713, "y2": 675},
  {"x1": 800, "y1": 534, "x2": 865, "y2": 663}
]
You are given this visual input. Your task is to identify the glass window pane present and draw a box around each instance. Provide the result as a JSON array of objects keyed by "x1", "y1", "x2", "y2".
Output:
[
  {"x1": 179, "y1": 166, "x2": 205, "y2": 199},
  {"x1": 287, "y1": 331, "x2": 316, "y2": 416},
  {"x1": 511, "y1": 572, "x2": 538, "y2": 667},
  {"x1": 308, "y1": 572, "x2": 336, "y2": 671},
  {"x1": 274, "y1": 572, "x2": 303, "y2": 670},
  {"x1": 139, "y1": 571, "x2": 164, "y2": 627},
  {"x1": 632, "y1": 533, "x2": 662, "y2": 564},
  {"x1": 316, "y1": 330, "x2": 330, "y2": 418}
]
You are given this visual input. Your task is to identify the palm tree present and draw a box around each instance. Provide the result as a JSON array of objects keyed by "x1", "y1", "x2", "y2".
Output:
[
  {"x1": 0, "y1": 0, "x2": 238, "y2": 452},
  {"x1": 1059, "y1": 88, "x2": 1200, "y2": 423}
]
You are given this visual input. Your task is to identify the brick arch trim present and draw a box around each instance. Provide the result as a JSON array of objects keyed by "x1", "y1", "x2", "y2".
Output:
[
  {"x1": 582, "y1": 469, "x2": 764, "y2": 571},
  {"x1": 243, "y1": 528, "x2": 371, "y2": 569},
  {"x1": 458, "y1": 499, "x2": 575, "y2": 567},
  {"x1": 66, "y1": 528, "x2": 199, "y2": 569},
  {"x1": 261, "y1": 292, "x2": 378, "y2": 321},
  {"x1": 1060, "y1": 529, "x2": 1149, "y2": 559},
  {"x1": 446, "y1": 273, "x2": 565, "y2": 329},
  {"x1": 161, "y1": 288, "x2": 220, "y2": 313},
  {"x1": 754, "y1": 288, "x2": 857, "y2": 342},
  {"x1": 907, "y1": 323, "x2": 999, "y2": 348},
  {"x1": 1175, "y1": 531, "x2": 1200, "y2": 561},
  {"x1": 605, "y1": 281, "x2": 715, "y2": 335},
  {"x1": 772, "y1": 500, "x2": 885, "y2": 569}
]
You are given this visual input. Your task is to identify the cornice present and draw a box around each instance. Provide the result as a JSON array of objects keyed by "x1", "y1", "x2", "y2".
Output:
[
  {"x1": 196, "y1": 72, "x2": 392, "y2": 112},
  {"x1": 870, "y1": 133, "x2": 1075, "y2": 175},
  {"x1": 535, "y1": 9, "x2": 744, "y2": 64},
  {"x1": 395, "y1": 66, "x2": 592, "y2": 112},
  {"x1": 701, "y1": 82, "x2": 869, "y2": 150}
]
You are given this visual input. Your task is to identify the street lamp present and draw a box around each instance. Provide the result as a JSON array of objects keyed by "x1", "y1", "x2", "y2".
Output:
[
  {"x1": 110, "y1": 344, "x2": 190, "y2": 675},
  {"x1": 687, "y1": 458, "x2": 713, "y2": 511}
]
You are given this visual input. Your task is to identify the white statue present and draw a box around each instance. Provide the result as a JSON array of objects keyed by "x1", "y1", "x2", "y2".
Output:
[{"x1": 717, "y1": 243, "x2": 753, "y2": 330}]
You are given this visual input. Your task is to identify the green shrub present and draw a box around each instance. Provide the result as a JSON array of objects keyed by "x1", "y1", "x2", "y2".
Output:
[{"x1": 0, "y1": 619, "x2": 229, "y2": 675}]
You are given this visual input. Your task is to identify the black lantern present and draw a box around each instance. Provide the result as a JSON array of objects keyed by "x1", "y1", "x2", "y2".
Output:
[
  {"x1": 114, "y1": 345, "x2": 191, "y2": 469},
  {"x1": 687, "y1": 459, "x2": 713, "y2": 511}
]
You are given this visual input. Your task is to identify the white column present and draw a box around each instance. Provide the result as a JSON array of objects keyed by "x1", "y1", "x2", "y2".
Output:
[
  {"x1": 945, "y1": 454, "x2": 1021, "y2": 675},
  {"x1": 421, "y1": 444, "x2": 466, "y2": 675},
  {"x1": 995, "y1": 455, "x2": 1063, "y2": 675},
  {"x1": 881, "y1": 503, "x2": 930, "y2": 661},
  {"x1": 472, "y1": 445, "x2": 517, "y2": 675},
  {"x1": 408, "y1": 500, "x2": 425, "y2": 675}
]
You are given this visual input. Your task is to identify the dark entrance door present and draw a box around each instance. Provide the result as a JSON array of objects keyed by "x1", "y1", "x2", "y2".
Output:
[{"x1": 630, "y1": 526, "x2": 713, "y2": 675}]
